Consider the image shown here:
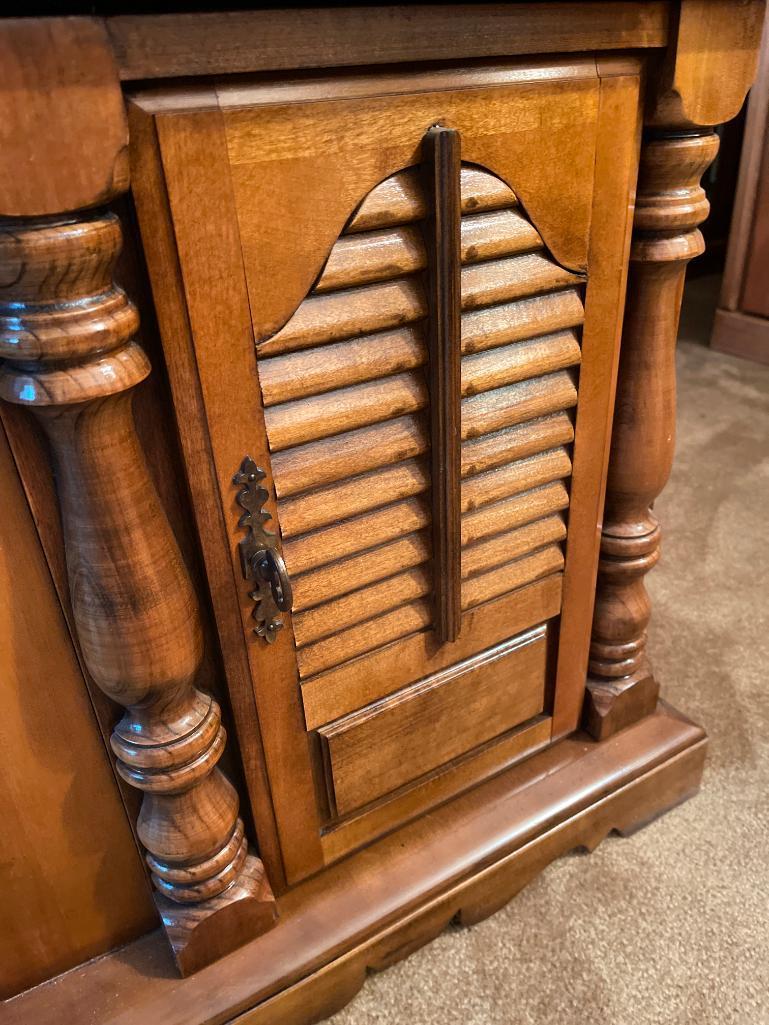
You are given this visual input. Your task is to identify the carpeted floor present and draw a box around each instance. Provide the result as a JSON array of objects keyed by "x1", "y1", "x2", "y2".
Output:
[{"x1": 332, "y1": 275, "x2": 769, "y2": 1025}]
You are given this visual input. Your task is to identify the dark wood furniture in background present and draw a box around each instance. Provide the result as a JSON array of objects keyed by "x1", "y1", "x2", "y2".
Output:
[
  {"x1": 0, "y1": 5, "x2": 763, "y2": 1023},
  {"x1": 712, "y1": 15, "x2": 769, "y2": 363}
]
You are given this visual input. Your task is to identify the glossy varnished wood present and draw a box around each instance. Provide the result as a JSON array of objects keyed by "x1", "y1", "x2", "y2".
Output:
[
  {"x1": 300, "y1": 577, "x2": 563, "y2": 730},
  {"x1": 0, "y1": 21, "x2": 276, "y2": 976},
  {"x1": 0, "y1": 421, "x2": 156, "y2": 998},
  {"x1": 0, "y1": 18, "x2": 128, "y2": 216},
  {"x1": 128, "y1": 99, "x2": 326, "y2": 886},
  {"x1": 4, "y1": 2, "x2": 760, "y2": 1009},
  {"x1": 107, "y1": 4, "x2": 670, "y2": 80},
  {"x1": 0, "y1": 213, "x2": 276, "y2": 977},
  {"x1": 3, "y1": 703, "x2": 706, "y2": 1025},
  {"x1": 423, "y1": 126, "x2": 462, "y2": 643},
  {"x1": 550, "y1": 56, "x2": 644, "y2": 738},
  {"x1": 318, "y1": 628, "x2": 547, "y2": 815},
  {"x1": 584, "y1": 0, "x2": 760, "y2": 738},
  {"x1": 130, "y1": 62, "x2": 608, "y2": 868},
  {"x1": 585, "y1": 130, "x2": 720, "y2": 739}
]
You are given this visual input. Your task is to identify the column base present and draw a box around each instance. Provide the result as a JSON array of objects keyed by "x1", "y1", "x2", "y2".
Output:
[
  {"x1": 156, "y1": 852, "x2": 277, "y2": 976},
  {"x1": 582, "y1": 667, "x2": 660, "y2": 740}
]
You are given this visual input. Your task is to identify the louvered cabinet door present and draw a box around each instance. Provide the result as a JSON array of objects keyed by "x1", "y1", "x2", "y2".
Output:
[{"x1": 132, "y1": 57, "x2": 643, "y2": 882}]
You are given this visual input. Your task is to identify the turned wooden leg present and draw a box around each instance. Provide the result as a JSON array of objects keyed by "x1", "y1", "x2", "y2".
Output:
[
  {"x1": 0, "y1": 210, "x2": 276, "y2": 974},
  {"x1": 584, "y1": 129, "x2": 720, "y2": 740}
]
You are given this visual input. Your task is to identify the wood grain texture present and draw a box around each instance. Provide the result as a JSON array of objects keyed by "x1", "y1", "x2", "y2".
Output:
[
  {"x1": 264, "y1": 371, "x2": 427, "y2": 451},
  {"x1": 223, "y1": 65, "x2": 599, "y2": 339},
  {"x1": 271, "y1": 413, "x2": 426, "y2": 499},
  {"x1": 107, "y1": 4, "x2": 669, "y2": 80},
  {"x1": 461, "y1": 287, "x2": 584, "y2": 354},
  {"x1": 461, "y1": 413, "x2": 574, "y2": 477},
  {"x1": 319, "y1": 629, "x2": 547, "y2": 815},
  {"x1": 0, "y1": 420, "x2": 156, "y2": 1000},
  {"x1": 126, "y1": 101, "x2": 289, "y2": 892},
  {"x1": 648, "y1": 0, "x2": 764, "y2": 127},
  {"x1": 300, "y1": 576, "x2": 563, "y2": 729},
  {"x1": 347, "y1": 166, "x2": 516, "y2": 234},
  {"x1": 258, "y1": 157, "x2": 581, "y2": 686},
  {"x1": 124, "y1": 44, "x2": 726, "y2": 908},
  {"x1": 292, "y1": 532, "x2": 430, "y2": 614},
  {"x1": 461, "y1": 481, "x2": 570, "y2": 547},
  {"x1": 132, "y1": 101, "x2": 326, "y2": 887},
  {"x1": 585, "y1": 129, "x2": 720, "y2": 740},
  {"x1": 0, "y1": 18, "x2": 128, "y2": 216},
  {"x1": 314, "y1": 224, "x2": 426, "y2": 292},
  {"x1": 260, "y1": 278, "x2": 426, "y2": 357},
  {"x1": 2, "y1": 9, "x2": 756, "y2": 1013},
  {"x1": 0, "y1": 207, "x2": 276, "y2": 975},
  {"x1": 297, "y1": 601, "x2": 434, "y2": 679},
  {"x1": 321, "y1": 715, "x2": 552, "y2": 863},
  {"x1": 550, "y1": 61, "x2": 644, "y2": 738},
  {"x1": 423, "y1": 126, "x2": 462, "y2": 643},
  {"x1": 293, "y1": 566, "x2": 432, "y2": 648},
  {"x1": 3, "y1": 704, "x2": 706, "y2": 1025},
  {"x1": 283, "y1": 496, "x2": 431, "y2": 576},
  {"x1": 0, "y1": 41, "x2": 277, "y2": 971},
  {"x1": 717, "y1": 13, "x2": 769, "y2": 313},
  {"x1": 258, "y1": 326, "x2": 425, "y2": 407}
]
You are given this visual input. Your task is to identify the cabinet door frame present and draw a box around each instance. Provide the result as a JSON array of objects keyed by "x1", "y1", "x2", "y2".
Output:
[{"x1": 129, "y1": 55, "x2": 642, "y2": 886}]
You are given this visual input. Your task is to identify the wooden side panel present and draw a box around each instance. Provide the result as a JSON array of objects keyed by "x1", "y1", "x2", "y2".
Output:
[
  {"x1": 0, "y1": 423, "x2": 155, "y2": 999},
  {"x1": 319, "y1": 628, "x2": 547, "y2": 815},
  {"x1": 740, "y1": 133, "x2": 769, "y2": 317}
]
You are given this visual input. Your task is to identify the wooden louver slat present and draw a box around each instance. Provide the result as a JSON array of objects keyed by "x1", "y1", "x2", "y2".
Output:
[
  {"x1": 260, "y1": 277, "x2": 427, "y2": 356},
  {"x1": 345, "y1": 166, "x2": 518, "y2": 234},
  {"x1": 259, "y1": 325, "x2": 426, "y2": 406}
]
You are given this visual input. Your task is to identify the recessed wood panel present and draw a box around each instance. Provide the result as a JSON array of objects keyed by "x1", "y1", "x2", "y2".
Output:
[{"x1": 319, "y1": 628, "x2": 548, "y2": 816}]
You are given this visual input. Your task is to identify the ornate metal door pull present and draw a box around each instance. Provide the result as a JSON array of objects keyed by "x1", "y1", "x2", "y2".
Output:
[{"x1": 233, "y1": 456, "x2": 293, "y2": 643}]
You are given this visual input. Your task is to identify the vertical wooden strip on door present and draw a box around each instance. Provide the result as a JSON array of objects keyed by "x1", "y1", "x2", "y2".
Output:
[{"x1": 423, "y1": 126, "x2": 462, "y2": 644}]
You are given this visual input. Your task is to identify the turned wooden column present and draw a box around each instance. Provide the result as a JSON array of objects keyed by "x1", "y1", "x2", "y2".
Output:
[
  {"x1": 0, "y1": 19, "x2": 275, "y2": 975},
  {"x1": 583, "y1": 0, "x2": 765, "y2": 740},
  {"x1": 584, "y1": 129, "x2": 720, "y2": 739}
]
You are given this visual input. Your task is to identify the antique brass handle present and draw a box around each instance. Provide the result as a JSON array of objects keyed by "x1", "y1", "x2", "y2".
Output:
[{"x1": 233, "y1": 456, "x2": 292, "y2": 643}]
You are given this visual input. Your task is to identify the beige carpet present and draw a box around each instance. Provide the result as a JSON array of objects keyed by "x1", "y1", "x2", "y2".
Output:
[{"x1": 332, "y1": 276, "x2": 769, "y2": 1025}]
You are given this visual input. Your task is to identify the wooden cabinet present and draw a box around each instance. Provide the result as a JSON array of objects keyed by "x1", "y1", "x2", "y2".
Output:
[
  {"x1": 129, "y1": 59, "x2": 641, "y2": 882},
  {"x1": 0, "y1": 5, "x2": 763, "y2": 1024}
]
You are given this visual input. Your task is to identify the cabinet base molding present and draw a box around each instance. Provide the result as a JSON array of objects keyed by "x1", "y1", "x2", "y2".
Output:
[{"x1": 7, "y1": 702, "x2": 706, "y2": 1025}]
